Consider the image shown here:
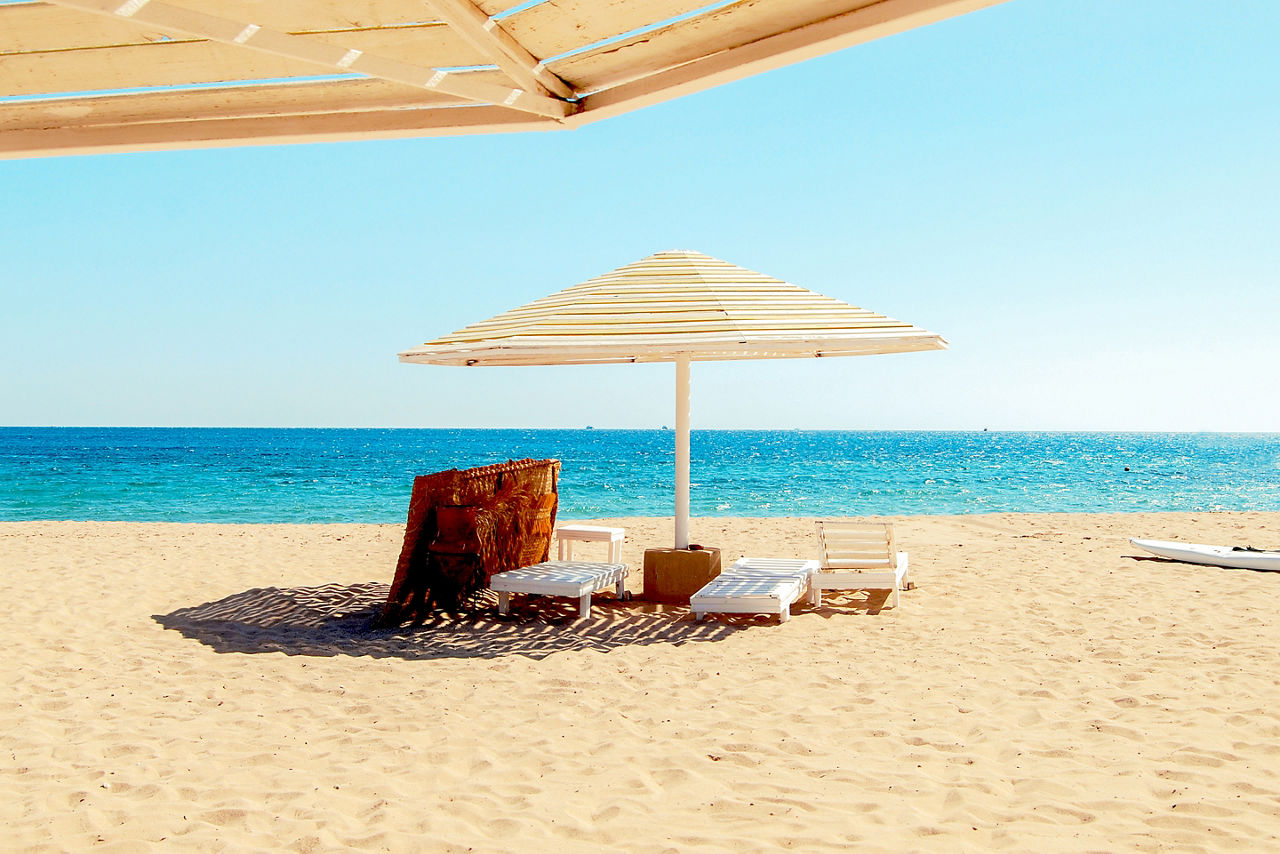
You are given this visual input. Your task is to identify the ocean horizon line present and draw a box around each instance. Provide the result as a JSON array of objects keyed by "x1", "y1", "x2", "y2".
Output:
[{"x1": 4, "y1": 426, "x2": 1278, "y2": 436}]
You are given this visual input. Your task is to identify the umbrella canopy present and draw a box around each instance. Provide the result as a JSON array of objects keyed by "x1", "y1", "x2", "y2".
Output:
[
  {"x1": 400, "y1": 250, "x2": 947, "y2": 547},
  {"x1": 399, "y1": 250, "x2": 946, "y2": 365},
  {"x1": 3, "y1": 0, "x2": 1008, "y2": 159}
]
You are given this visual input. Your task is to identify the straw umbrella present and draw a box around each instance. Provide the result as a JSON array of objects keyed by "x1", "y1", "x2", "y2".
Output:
[{"x1": 399, "y1": 250, "x2": 947, "y2": 549}]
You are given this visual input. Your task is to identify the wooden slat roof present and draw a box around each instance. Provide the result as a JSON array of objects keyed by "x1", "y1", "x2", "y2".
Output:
[
  {"x1": 1, "y1": 0, "x2": 1007, "y2": 158},
  {"x1": 399, "y1": 249, "x2": 948, "y2": 366}
]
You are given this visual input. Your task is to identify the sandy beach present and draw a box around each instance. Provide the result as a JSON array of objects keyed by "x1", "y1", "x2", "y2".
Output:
[{"x1": 4, "y1": 512, "x2": 1280, "y2": 851}]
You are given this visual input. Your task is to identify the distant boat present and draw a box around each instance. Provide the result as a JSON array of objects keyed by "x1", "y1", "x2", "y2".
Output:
[
  {"x1": 1130, "y1": 538, "x2": 1280, "y2": 572},
  {"x1": 585, "y1": 425, "x2": 594, "y2": 430}
]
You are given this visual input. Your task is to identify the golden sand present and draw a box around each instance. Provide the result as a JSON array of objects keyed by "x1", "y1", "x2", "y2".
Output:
[{"x1": 3, "y1": 513, "x2": 1280, "y2": 851}]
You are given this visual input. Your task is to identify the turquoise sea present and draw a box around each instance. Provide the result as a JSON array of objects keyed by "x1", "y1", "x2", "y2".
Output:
[{"x1": 2, "y1": 428, "x2": 1278, "y2": 523}]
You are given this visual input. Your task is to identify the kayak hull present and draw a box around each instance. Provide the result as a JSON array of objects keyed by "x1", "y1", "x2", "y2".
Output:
[{"x1": 1130, "y1": 538, "x2": 1280, "y2": 572}]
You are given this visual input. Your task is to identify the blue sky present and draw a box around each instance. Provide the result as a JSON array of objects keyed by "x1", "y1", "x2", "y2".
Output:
[{"x1": 2, "y1": 0, "x2": 1277, "y2": 431}]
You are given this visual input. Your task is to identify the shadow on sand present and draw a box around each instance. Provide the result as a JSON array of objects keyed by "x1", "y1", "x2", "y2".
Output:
[{"x1": 154, "y1": 582, "x2": 739, "y2": 660}]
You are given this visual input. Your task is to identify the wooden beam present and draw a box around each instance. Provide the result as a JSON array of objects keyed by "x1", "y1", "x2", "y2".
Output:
[
  {"x1": 0, "y1": 79, "x2": 467, "y2": 133},
  {"x1": 501, "y1": 0, "x2": 710, "y2": 67},
  {"x1": 2, "y1": 31, "x2": 496, "y2": 98},
  {"x1": 0, "y1": 0, "x2": 451, "y2": 52},
  {"x1": 42, "y1": 0, "x2": 577, "y2": 120},
  {"x1": 426, "y1": 0, "x2": 576, "y2": 100},
  {"x1": 566, "y1": 0, "x2": 1008, "y2": 125},
  {"x1": 0, "y1": 103, "x2": 557, "y2": 159}
]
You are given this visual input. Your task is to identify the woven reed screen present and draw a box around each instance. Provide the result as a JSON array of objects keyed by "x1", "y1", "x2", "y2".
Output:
[{"x1": 378, "y1": 458, "x2": 560, "y2": 623}]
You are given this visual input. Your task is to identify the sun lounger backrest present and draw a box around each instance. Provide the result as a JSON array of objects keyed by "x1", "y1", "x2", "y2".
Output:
[{"x1": 815, "y1": 521, "x2": 897, "y2": 571}]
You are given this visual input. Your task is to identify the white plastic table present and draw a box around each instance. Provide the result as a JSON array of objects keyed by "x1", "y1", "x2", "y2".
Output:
[
  {"x1": 489, "y1": 560, "x2": 630, "y2": 620},
  {"x1": 690, "y1": 557, "x2": 820, "y2": 624},
  {"x1": 556, "y1": 524, "x2": 625, "y2": 563}
]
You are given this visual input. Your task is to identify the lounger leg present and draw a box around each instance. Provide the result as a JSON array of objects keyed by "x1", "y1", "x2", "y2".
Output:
[
  {"x1": 498, "y1": 591, "x2": 510, "y2": 615},
  {"x1": 810, "y1": 586, "x2": 822, "y2": 607},
  {"x1": 615, "y1": 578, "x2": 626, "y2": 597},
  {"x1": 579, "y1": 592, "x2": 591, "y2": 619},
  {"x1": 888, "y1": 585, "x2": 900, "y2": 609},
  {"x1": 779, "y1": 606, "x2": 790, "y2": 623},
  {"x1": 694, "y1": 611, "x2": 704, "y2": 621}
]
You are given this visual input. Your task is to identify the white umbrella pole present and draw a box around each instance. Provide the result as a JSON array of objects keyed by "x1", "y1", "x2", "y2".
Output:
[{"x1": 674, "y1": 354, "x2": 691, "y2": 549}]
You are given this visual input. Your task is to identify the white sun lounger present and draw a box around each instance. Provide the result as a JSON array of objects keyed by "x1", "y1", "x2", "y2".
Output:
[
  {"x1": 690, "y1": 557, "x2": 819, "y2": 624},
  {"x1": 489, "y1": 560, "x2": 630, "y2": 620},
  {"x1": 813, "y1": 521, "x2": 909, "y2": 609}
]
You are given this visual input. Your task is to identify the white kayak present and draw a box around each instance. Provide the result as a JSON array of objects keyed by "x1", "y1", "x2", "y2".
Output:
[{"x1": 1130, "y1": 538, "x2": 1280, "y2": 572}]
